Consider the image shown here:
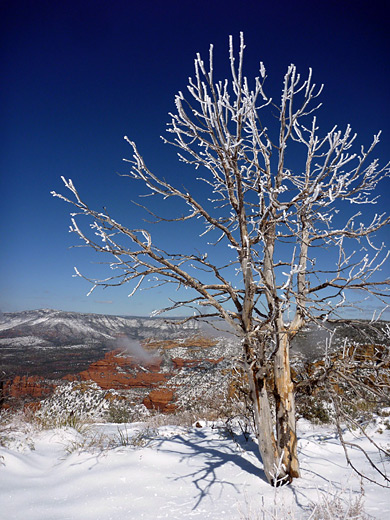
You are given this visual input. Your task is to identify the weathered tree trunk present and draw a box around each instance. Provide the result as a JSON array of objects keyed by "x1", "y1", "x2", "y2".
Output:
[
  {"x1": 243, "y1": 333, "x2": 299, "y2": 485},
  {"x1": 243, "y1": 336, "x2": 277, "y2": 484},
  {"x1": 274, "y1": 331, "x2": 300, "y2": 481}
]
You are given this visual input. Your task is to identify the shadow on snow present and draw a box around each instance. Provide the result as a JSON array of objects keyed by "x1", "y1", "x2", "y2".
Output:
[{"x1": 154, "y1": 428, "x2": 267, "y2": 509}]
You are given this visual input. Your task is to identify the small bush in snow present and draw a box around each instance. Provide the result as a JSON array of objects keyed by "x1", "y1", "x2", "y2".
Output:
[
  {"x1": 106, "y1": 400, "x2": 149, "y2": 424},
  {"x1": 239, "y1": 486, "x2": 370, "y2": 519},
  {"x1": 308, "y1": 488, "x2": 369, "y2": 520},
  {"x1": 127, "y1": 426, "x2": 159, "y2": 448},
  {"x1": 296, "y1": 394, "x2": 333, "y2": 425}
]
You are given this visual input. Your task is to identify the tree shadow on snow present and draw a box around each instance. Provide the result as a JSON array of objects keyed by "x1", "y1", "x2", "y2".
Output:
[{"x1": 154, "y1": 428, "x2": 267, "y2": 509}]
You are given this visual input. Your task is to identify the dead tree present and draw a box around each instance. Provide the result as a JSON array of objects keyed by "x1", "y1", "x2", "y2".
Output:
[{"x1": 52, "y1": 34, "x2": 389, "y2": 485}]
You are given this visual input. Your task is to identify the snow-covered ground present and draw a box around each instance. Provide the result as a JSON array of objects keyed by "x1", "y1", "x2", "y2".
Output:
[{"x1": 1, "y1": 418, "x2": 389, "y2": 519}]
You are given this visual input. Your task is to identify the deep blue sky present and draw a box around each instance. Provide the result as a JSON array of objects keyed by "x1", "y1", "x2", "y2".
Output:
[{"x1": 1, "y1": 0, "x2": 389, "y2": 317}]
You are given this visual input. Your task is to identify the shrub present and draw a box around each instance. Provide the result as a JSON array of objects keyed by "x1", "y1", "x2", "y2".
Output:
[
  {"x1": 106, "y1": 401, "x2": 149, "y2": 424},
  {"x1": 296, "y1": 395, "x2": 332, "y2": 424}
]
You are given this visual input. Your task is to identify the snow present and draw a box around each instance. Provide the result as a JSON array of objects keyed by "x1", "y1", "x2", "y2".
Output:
[
  {"x1": 0, "y1": 309, "x2": 199, "y2": 339},
  {"x1": 1, "y1": 419, "x2": 389, "y2": 519},
  {"x1": 0, "y1": 336, "x2": 47, "y2": 347}
]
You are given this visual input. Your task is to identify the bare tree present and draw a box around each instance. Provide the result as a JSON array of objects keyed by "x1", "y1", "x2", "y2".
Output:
[{"x1": 52, "y1": 33, "x2": 390, "y2": 485}]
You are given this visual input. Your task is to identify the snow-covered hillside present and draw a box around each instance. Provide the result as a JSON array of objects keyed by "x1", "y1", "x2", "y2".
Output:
[
  {"x1": 1, "y1": 417, "x2": 389, "y2": 519},
  {"x1": 0, "y1": 309, "x2": 202, "y2": 378},
  {"x1": 0, "y1": 309, "x2": 199, "y2": 338}
]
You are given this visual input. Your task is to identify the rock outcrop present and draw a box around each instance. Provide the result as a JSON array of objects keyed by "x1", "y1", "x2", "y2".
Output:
[
  {"x1": 3, "y1": 375, "x2": 55, "y2": 401},
  {"x1": 143, "y1": 388, "x2": 176, "y2": 412},
  {"x1": 66, "y1": 349, "x2": 169, "y2": 390}
]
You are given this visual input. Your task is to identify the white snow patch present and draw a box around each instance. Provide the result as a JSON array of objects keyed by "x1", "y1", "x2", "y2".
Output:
[{"x1": 0, "y1": 418, "x2": 389, "y2": 519}]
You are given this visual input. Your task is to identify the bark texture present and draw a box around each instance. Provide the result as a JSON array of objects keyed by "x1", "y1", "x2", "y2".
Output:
[{"x1": 243, "y1": 334, "x2": 299, "y2": 484}]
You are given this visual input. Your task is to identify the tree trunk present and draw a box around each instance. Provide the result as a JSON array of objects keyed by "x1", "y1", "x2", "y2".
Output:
[
  {"x1": 243, "y1": 334, "x2": 299, "y2": 485},
  {"x1": 274, "y1": 332, "x2": 300, "y2": 482},
  {"x1": 243, "y1": 337, "x2": 277, "y2": 484}
]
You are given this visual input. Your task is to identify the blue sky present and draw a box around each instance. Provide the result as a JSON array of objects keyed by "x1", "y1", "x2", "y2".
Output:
[{"x1": 1, "y1": 0, "x2": 389, "y2": 317}]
